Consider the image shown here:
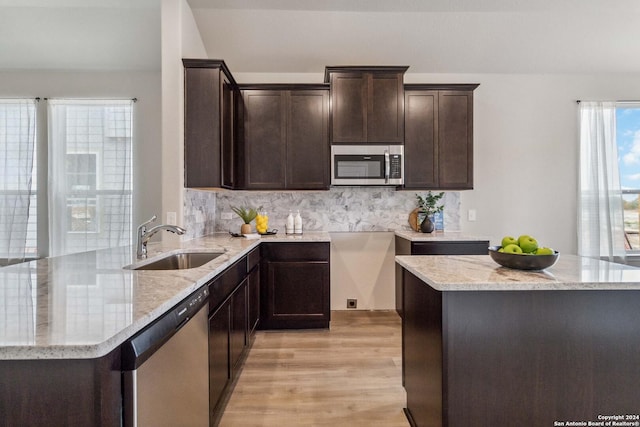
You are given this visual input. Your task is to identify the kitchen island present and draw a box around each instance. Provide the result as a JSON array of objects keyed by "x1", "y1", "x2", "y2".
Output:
[
  {"x1": 0, "y1": 232, "x2": 330, "y2": 426},
  {"x1": 396, "y1": 254, "x2": 640, "y2": 427}
]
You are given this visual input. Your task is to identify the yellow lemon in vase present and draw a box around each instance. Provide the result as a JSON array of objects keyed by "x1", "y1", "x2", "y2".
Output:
[{"x1": 256, "y1": 211, "x2": 269, "y2": 234}]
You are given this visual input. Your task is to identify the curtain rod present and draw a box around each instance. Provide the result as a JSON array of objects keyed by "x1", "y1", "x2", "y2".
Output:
[
  {"x1": 42, "y1": 97, "x2": 137, "y2": 102},
  {"x1": 576, "y1": 100, "x2": 640, "y2": 104}
]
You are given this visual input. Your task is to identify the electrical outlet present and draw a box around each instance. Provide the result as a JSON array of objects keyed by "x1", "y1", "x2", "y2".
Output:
[
  {"x1": 468, "y1": 209, "x2": 477, "y2": 222},
  {"x1": 347, "y1": 299, "x2": 357, "y2": 309},
  {"x1": 221, "y1": 212, "x2": 233, "y2": 220},
  {"x1": 167, "y1": 212, "x2": 177, "y2": 225}
]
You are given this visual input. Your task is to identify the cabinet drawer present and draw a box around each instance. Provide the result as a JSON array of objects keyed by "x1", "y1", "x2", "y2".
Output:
[
  {"x1": 411, "y1": 241, "x2": 489, "y2": 255},
  {"x1": 261, "y1": 242, "x2": 329, "y2": 262},
  {"x1": 209, "y1": 256, "x2": 246, "y2": 313}
]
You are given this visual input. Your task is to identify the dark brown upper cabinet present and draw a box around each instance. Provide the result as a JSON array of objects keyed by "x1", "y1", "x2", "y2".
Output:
[
  {"x1": 404, "y1": 84, "x2": 479, "y2": 190},
  {"x1": 239, "y1": 85, "x2": 329, "y2": 190},
  {"x1": 325, "y1": 66, "x2": 408, "y2": 144},
  {"x1": 183, "y1": 59, "x2": 239, "y2": 189}
]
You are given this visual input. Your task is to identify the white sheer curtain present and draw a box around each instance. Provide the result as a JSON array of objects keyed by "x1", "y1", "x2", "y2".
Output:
[
  {"x1": 0, "y1": 99, "x2": 37, "y2": 265},
  {"x1": 48, "y1": 99, "x2": 133, "y2": 256},
  {"x1": 578, "y1": 101, "x2": 627, "y2": 262}
]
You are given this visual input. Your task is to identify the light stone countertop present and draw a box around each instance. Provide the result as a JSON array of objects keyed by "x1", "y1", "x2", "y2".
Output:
[
  {"x1": 0, "y1": 232, "x2": 330, "y2": 360},
  {"x1": 394, "y1": 230, "x2": 490, "y2": 242},
  {"x1": 396, "y1": 254, "x2": 640, "y2": 291}
]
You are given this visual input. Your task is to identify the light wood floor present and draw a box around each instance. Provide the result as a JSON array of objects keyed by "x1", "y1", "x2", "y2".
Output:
[{"x1": 218, "y1": 310, "x2": 409, "y2": 427}]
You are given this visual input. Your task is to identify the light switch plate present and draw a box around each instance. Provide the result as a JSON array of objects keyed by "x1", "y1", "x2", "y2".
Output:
[
  {"x1": 468, "y1": 209, "x2": 477, "y2": 222},
  {"x1": 167, "y1": 211, "x2": 177, "y2": 225}
]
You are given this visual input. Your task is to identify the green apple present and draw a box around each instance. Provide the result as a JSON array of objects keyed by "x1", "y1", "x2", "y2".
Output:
[
  {"x1": 518, "y1": 235, "x2": 538, "y2": 253},
  {"x1": 536, "y1": 247, "x2": 554, "y2": 255},
  {"x1": 503, "y1": 243, "x2": 523, "y2": 254},
  {"x1": 498, "y1": 248, "x2": 505, "y2": 253},
  {"x1": 501, "y1": 236, "x2": 518, "y2": 248}
]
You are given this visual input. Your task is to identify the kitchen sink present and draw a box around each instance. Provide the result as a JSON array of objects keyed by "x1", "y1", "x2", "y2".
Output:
[{"x1": 128, "y1": 252, "x2": 224, "y2": 271}]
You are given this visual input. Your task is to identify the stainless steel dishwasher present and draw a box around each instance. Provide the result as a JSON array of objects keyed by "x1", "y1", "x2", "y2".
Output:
[{"x1": 122, "y1": 286, "x2": 209, "y2": 427}]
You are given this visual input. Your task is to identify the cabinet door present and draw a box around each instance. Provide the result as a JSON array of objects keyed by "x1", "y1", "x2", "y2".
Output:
[
  {"x1": 368, "y1": 73, "x2": 404, "y2": 143},
  {"x1": 404, "y1": 90, "x2": 438, "y2": 188},
  {"x1": 248, "y1": 265, "x2": 260, "y2": 335},
  {"x1": 209, "y1": 300, "x2": 230, "y2": 415},
  {"x1": 243, "y1": 90, "x2": 286, "y2": 189},
  {"x1": 286, "y1": 90, "x2": 329, "y2": 189},
  {"x1": 230, "y1": 279, "x2": 247, "y2": 374},
  {"x1": 438, "y1": 90, "x2": 473, "y2": 189},
  {"x1": 330, "y1": 73, "x2": 367, "y2": 143},
  {"x1": 264, "y1": 260, "x2": 330, "y2": 329},
  {"x1": 184, "y1": 67, "x2": 222, "y2": 188},
  {"x1": 221, "y1": 73, "x2": 237, "y2": 189}
]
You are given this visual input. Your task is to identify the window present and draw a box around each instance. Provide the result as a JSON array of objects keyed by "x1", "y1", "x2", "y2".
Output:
[
  {"x1": 2, "y1": 98, "x2": 135, "y2": 260},
  {"x1": 616, "y1": 105, "x2": 640, "y2": 253},
  {"x1": 48, "y1": 100, "x2": 134, "y2": 256}
]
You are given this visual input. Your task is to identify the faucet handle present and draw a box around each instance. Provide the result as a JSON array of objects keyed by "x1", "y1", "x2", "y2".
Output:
[{"x1": 138, "y1": 215, "x2": 157, "y2": 231}]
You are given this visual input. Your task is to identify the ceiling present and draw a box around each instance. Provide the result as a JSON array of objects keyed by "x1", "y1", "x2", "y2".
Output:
[
  {"x1": 0, "y1": 0, "x2": 160, "y2": 71},
  {"x1": 188, "y1": 0, "x2": 640, "y2": 74},
  {"x1": 1, "y1": 0, "x2": 639, "y2": 74}
]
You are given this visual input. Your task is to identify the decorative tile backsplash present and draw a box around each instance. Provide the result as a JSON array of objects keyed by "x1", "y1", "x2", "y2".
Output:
[
  {"x1": 185, "y1": 188, "x2": 460, "y2": 238},
  {"x1": 183, "y1": 189, "x2": 217, "y2": 240}
]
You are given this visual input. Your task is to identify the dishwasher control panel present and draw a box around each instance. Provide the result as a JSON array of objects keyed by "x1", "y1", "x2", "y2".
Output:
[{"x1": 176, "y1": 287, "x2": 209, "y2": 323}]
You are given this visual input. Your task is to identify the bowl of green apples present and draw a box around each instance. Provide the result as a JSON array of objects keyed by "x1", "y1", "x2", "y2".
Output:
[{"x1": 489, "y1": 235, "x2": 559, "y2": 271}]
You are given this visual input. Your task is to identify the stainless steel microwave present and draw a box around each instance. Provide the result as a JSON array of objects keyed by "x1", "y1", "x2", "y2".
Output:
[{"x1": 331, "y1": 145, "x2": 404, "y2": 186}]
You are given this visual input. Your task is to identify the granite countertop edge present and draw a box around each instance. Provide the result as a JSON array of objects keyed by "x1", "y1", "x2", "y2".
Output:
[
  {"x1": 395, "y1": 254, "x2": 640, "y2": 291},
  {"x1": 0, "y1": 232, "x2": 331, "y2": 361}
]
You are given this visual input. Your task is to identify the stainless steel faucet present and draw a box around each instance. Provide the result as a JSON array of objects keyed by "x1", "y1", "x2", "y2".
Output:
[{"x1": 136, "y1": 215, "x2": 187, "y2": 259}]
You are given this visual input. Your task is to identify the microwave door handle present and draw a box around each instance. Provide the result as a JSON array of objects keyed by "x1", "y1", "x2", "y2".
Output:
[{"x1": 384, "y1": 150, "x2": 390, "y2": 183}]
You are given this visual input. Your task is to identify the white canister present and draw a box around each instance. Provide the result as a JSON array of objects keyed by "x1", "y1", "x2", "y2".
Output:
[
  {"x1": 294, "y1": 210, "x2": 302, "y2": 234},
  {"x1": 286, "y1": 211, "x2": 294, "y2": 234}
]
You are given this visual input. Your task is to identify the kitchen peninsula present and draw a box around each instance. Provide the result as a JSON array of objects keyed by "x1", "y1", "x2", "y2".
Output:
[
  {"x1": 0, "y1": 232, "x2": 330, "y2": 426},
  {"x1": 396, "y1": 254, "x2": 640, "y2": 427}
]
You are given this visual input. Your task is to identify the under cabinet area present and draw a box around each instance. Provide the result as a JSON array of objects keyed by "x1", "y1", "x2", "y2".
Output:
[
  {"x1": 260, "y1": 242, "x2": 331, "y2": 329},
  {"x1": 325, "y1": 66, "x2": 407, "y2": 144},
  {"x1": 404, "y1": 84, "x2": 478, "y2": 190},
  {"x1": 240, "y1": 86, "x2": 329, "y2": 190}
]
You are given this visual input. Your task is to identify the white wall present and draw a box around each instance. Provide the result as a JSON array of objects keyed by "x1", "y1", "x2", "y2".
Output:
[
  {"x1": 160, "y1": 0, "x2": 207, "y2": 238},
  {"x1": 0, "y1": 70, "x2": 162, "y2": 234},
  {"x1": 330, "y1": 232, "x2": 396, "y2": 310}
]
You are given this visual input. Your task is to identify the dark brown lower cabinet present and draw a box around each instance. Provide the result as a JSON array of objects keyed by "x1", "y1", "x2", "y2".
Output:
[
  {"x1": 0, "y1": 349, "x2": 122, "y2": 426},
  {"x1": 260, "y1": 242, "x2": 330, "y2": 329},
  {"x1": 402, "y1": 268, "x2": 640, "y2": 427},
  {"x1": 247, "y1": 246, "x2": 261, "y2": 334},
  {"x1": 208, "y1": 255, "x2": 253, "y2": 426},
  {"x1": 208, "y1": 298, "x2": 231, "y2": 420},
  {"x1": 230, "y1": 279, "x2": 247, "y2": 372},
  {"x1": 248, "y1": 265, "x2": 260, "y2": 334}
]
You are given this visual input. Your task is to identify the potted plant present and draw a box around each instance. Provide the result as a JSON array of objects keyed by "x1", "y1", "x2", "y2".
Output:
[
  {"x1": 416, "y1": 192, "x2": 444, "y2": 233},
  {"x1": 231, "y1": 205, "x2": 261, "y2": 234}
]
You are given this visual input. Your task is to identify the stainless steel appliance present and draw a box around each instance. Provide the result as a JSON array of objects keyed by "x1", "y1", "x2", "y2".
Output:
[
  {"x1": 122, "y1": 286, "x2": 209, "y2": 427},
  {"x1": 331, "y1": 144, "x2": 404, "y2": 186}
]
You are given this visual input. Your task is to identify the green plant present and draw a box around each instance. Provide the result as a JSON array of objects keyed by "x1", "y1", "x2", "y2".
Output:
[
  {"x1": 416, "y1": 192, "x2": 445, "y2": 217},
  {"x1": 231, "y1": 205, "x2": 262, "y2": 224}
]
